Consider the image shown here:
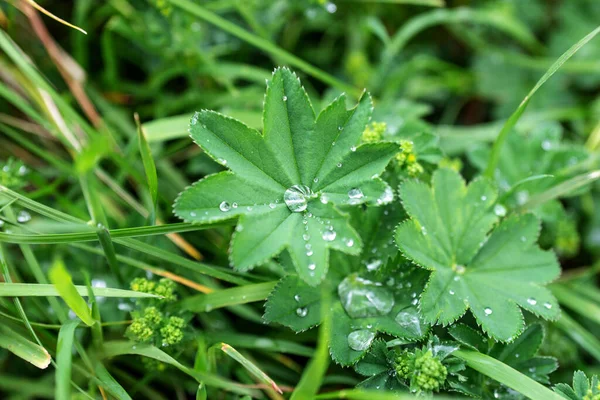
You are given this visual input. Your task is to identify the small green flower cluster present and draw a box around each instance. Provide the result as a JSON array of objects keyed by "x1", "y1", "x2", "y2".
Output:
[
  {"x1": 1, "y1": 158, "x2": 28, "y2": 189},
  {"x1": 362, "y1": 121, "x2": 387, "y2": 143},
  {"x1": 395, "y1": 349, "x2": 447, "y2": 393},
  {"x1": 127, "y1": 278, "x2": 185, "y2": 349},
  {"x1": 131, "y1": 277, "x2": 177, "y2": 302},
  {"x1": 395, "y1": 140, "x2": 423, "y2": 177}
]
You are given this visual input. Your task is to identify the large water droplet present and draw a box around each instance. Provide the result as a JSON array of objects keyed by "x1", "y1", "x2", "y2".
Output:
[
  {"x1": 348, "y1": 188, "x2": 364, "y2": 205},
  {"x1": 338, "y1": 274, "x2": 395, "y2": 318},
  {"x1": 347, "y1": 329, "x2": 375, "y2": 351},
  {"x1": 484, "y1": 307, "x2": 493, "y2": 316},
  {"x1": 376, "y1": 186, "x2": 394, "y2": 205},
  {"x1": 296, "y1": 307, "x2": 308, "y2": 317},
  {"x1": 322, "y1": 229, "x2": 336, "y2": 241},
  {"x1": 283, "y1": 185, "x2": 314, "y2": 212},
  {"x1": 17, "y1": 210, "x2": 31, "y2": 223},
  {"x1": 219, "y1": 201, "x2": 231, "y2": 212},
  {"x1": 395, "y1": 310, "x2": 423, "y2": 336},
  {"x1": 494, "y1": 204, "x2": 507, "y2": 217}
]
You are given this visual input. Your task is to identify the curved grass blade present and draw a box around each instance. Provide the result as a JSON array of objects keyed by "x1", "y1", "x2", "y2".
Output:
[
  {"x1": 485, "y1": 26, "x2": 600, "y2": 178},
  {"x1": 219, "y1": 343, "x2": 283, "y2": 394},
  {"x1": 0, "y1": 325, "x2": 51, "y2": 369},
  {"x1": 101, "y1": 341, "x2": 259, "y2": 397},
  {"x1": 48, "y1": 259, "x2": 94, "y2": 326},
  {"x1": 135, "y1": 113, "x2": 158, "y2": 224},
  {"x1": 55, "y1": 320, "x2": 79, "y2": 400},
  {"x1": 180, "y1": 281, "x2": 276, "y2": 312},
  {"x1": 453, "y1": 350, "x2": 563, "y2": 400}
]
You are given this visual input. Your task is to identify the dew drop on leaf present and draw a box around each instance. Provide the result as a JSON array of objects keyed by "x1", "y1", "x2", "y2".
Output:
[
  {"x1": 17, "y1": 210, "x2": 31, "y2": 223},
  {"x1": 347, "y1": 329, "x2": 375, "y2": 351},
  {"x1": 269, "y1": 203, "x2": 276, "y2": 209},
  {"x1": 377, "y1": 186, "x2": 394, "y2": 205},
  {"x1": 313, "y1": 177, "x2": 318, "y2": 183},
  {"x1": 541, "y1": 140, "x2": 552, "y2": 151},
  {"x1": 449, "y1": 290, "x2": 455, "y2": 295},
  {"x1": 190, "y1": 211, "x2": 197, "y2": 217},
  {"x1": 348, "y1": 188, "x2": 364, "y2": 204},
  {"x1": 283, "y1": 95, "x2": 288, "y2": 101},
  {"x1": 366, "y1": 259, "x2": 382, "y2": 271},
  {"x1": 351, "y1": 146, "x2": 357, "y2": 152},
  {"x1": 322, "y1": 229, "x2": 336, "y2": 241},
  {"x1": 320, "y1": 194, "x2": 329, "y2": 204},
  {"x1": 543, "y1": 302, "x2": 552, "y2": 309},
  {"x1": 303, "y1": 234, "x2": 310, "y2": 241},
  {"x1": 527, "y1": 298, "x2": 537, "y2": 305},
  {"x1": 394, "y1": 310, "x2": 423, "y2": 336},
  {"x1": 232, "y1": 202, "x2": 238, "y2": 208},
  {"x1": 338, "y1": 274, "x2": 395, "y2": 318},
  {"x1": 294, "y1": 294, "x2": 300, "y2": 302},
  {"x1": 219, "y1": 201, "x2": 231, "y2": 212},
  {"x1": 481, "y1": 195, "x2": 487, "y2": 201},
  {"x1": 344, "y1": 238, "x2": 354, "y2": 247},
  {"x1": 337, "y1": 162, "x2": 342, "y2": 168},
  {"x1": 484, "y1": 307, "x2": 493, "y2": 316},
  {"x1": 308, "y1": 263, "x2": 316, "y2": 271},
  {"x1": 306, "y1": 250, "x2": 313, "y2": 256},
  {"x1": 296, "y1": 307, "x2": 308, "y2": 317},
  {"x1": 494, "y1": 204, "x2": 507, "y2": 217}
]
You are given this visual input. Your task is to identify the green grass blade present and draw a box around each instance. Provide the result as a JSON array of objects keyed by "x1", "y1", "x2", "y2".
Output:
[
  {"x1": 101, "y1": 341, "x2": 259, "y2": 396},
  {"x1": 168, "y1": 0, "x2": 359, "y2": 96},
  {"x1": 94, "y1": 362, "x2": 133, "y2": 400},
  {"x1": 48, "y1": 259, "x2": 94, "y2": 326},
  {"x1": 484, "y1": 25, "x2": 600, "y2": 178},
  {"x1": 0, "y1": 283, "x2": 158, "y2": 298},
  {"x1": 180, "y1": 281, "x2": 276, "y2": 312},
  {"x1": 551, "y1": 284, "x2": 600, "y2": 326},
  {"x1": 135, "y1": 113, "x2": 158, "y2": 224},
  {"x1": 519, "y1": 170, "x2": 600, "y2": 212},
  {"x1": 555, "y1": 313, "x2": 600, "y2": 363},
  {"x1": 196, "y1": 383, "x2": 207, "y2": 400},
  {"x1": 453, "y1": 350, "x2": 563, "y2": 400},
  {"x1": 55, "y1": 320, "x2": 80, "y2": 400},
  {"x1": 219, "y1": 343, "x2": 282, "y2": 394},
  {"x1": 0, "y1": 325, "x2": 51, "y2": 369}
]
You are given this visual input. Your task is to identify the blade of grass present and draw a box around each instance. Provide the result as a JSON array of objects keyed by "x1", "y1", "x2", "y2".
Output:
[
  {"x1": 219, "y1": 343, "x2": 283, "y2": 394},
  {"x1": 484, "y1": 25, "x2": 600, "y2": 178},
  {"x1": 518, "y1": 170, "x2": 600, "y2": 212},
  {"x1": 55, "y1": 320, "x2": 80, "y2": 400},
  {"x1": 0, "y1": 325, "x2": 51, "y2": 369},
  {"x1": 135, "y1": 113, "x2": 158, "y2": 224},
  {"x1": 0, "y1": 283, "x2": 159, "y2": 298},
  {"x1": 453, "y1": 350, "x2": 563, "y2": 400},
  {"x1": 555, "y1": 313, "x2": 600, "y2": 363},
  {"x1": 180, "y1": 281, "x2": 276, "y2": 312},
  {"x1": 94, "y1": 361, "x2": 133, "y2": 400},
  {"x1": 101, "y1": 341, "x2": 259, "y2": 397},
  {"x1": 551, "y1": 284, "x2": 600, "y2": 326},
  {"x1": 168, "y1": 0, "x2": 360, "y2": 96},
  {"x1": 48, "y1": 258, "x2": 94, "y2": 326},
  {"x1": 24, "y1": 0, "x2": 87, "y2": 34}
]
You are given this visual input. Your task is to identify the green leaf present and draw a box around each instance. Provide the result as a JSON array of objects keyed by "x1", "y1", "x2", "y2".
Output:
[
  {"x1": 0, "y1": 325, "x2": 51, "y2": 369},
  {"x1": 263, "y1": 275, "x2": 322, "y2": 332},
  {"x1": 135, "y1": 113, "x2": 158, "y2": 224},
  {"x1": 49, "y1": 259, "x2": 95, "y2": 326},
  {"x1": 448, "y1": 323, "x2": 488, "y2": 352},
  {"x1": 0, "y1": 283, "x2": 158, "y2": 298},
  {"x1": 395, "y1": 168, "x2": 560, "y2": 341},
  {"x1": 181, "y1": 281, "x2": 277, "y2": 313},
  {"x1": 554, "y1": 370, "x2": 600, "y2": 400},
  {"x1": 174, "y1": 68, "x2": 397, "y2": 285},
  {"x1": 55, "y1": 320, "x2": 79, "y2": 400}
]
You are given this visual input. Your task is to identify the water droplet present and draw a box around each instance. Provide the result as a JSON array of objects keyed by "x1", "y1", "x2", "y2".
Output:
[
  {"x1": 411, "y1": 298, "x2": 418, "y2": 305},
  {"x1": 294, "y1": 294, "x2": 301, "y2": 302},
  {"x1": 347, "y1": 329, "x2": 375, "y2": 351},
  {"x1": 494, "y1": 204, "x2": 507, "y2": 217},
  {"x1": 348, "y1": 188, "x2": 364, "y2": 205},
  {"x1": 283, "y1": 95, "x2": 288, "y2": 101},
  {"x1": 296, "y1": 307, "x2": 308, "y2": 317},
  {"x1": 527, "y1": 298, "x2": 537, "y2": 305},
  {"x1": 520, "y1": 236, "x2": 526, "y2": 242},
  {"x1": 322, "y1": 229, "x2": 336, "y2": 241},
  {"x1": 350, "y1": 146, "x2": 357, "y2": 152},
  {"x1": 484, "y1": 307, "x2": 493, "y2": 316},
  {"x1": 313, "y1": 177, "x2": 319, "y2": 183},
  {"x1": 395, "y1": 310, "x2": 423, "y2": 336},
  {"x1": 17, "y1": 210, "x2": 31, "y2": 223},
  {"x1": 247, "y1": 206, "x2": 253, "y2": 211},
  {"x1": 541, "y1": 140, "x2": 552, "y2": 151},
  {"x1": 338, "y1": 274, "x2": 395, "y2": 318},
  {"x1": 308, "y1": 263, "x2": 316, "y2": 271},
  {"x1": 452, "y1": 264, "x2": 466, "y2": 275},
  {"x1": 332, "y1": 141, "x2": 336, "y2": 146},
  {"x1": 366, "y1": 259, "x2": 382, "y2": 271},
  {"x1": 320, "y1": 194, "x2": 329, "y2": 204},
  {"x1": 306, "y1": 250, "x2": 313, "y2": 256},
  {"x1": 376, "y1": 186, "x2": 394, "y2": 205},
  {"x1": 283, "y1": 186, "x2": 314, "y2": 212},
  {"x1": 337, "y1": 126, "x2": 343, "y2": 131},
  {"x1": 218, "y1": 158, "x2": 227, "y2": 165},
  {"x1": 481, "y1": 195, "x2": 487, "y2": 201},
  {"x1": 449, "y1": 290, "x2": 455, "y2": 295},
  {"x1": 303, "y1": 234, "x2": 310, "y2": 241},
  {"x1": 543, "y1": 302, "x2": 552, "y2": 309},
  {"x1": 190, "y1": 211, "x2": 197, "y2": 217},
  {"x1": 269, "y1": 203, "x2": 276, "y2": 209},
  {"x1": 345, "y1": 238, "x2": 354, "y2": 247},
  {"x1": 219, "y1": 201, "x2": 231, "y2": 212},
  {"x1": 337, "y1": 162, "x2": 342, "y2": 168},
  {"x1": 421, "y1": 226, "x2": 427, "y2": 236},
  {"x1": 232, "y1": 202, "x2": 238, "y2": 209},
  {"x1": 516, "y1": 190, "x2": 529, "y2": 205}
]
